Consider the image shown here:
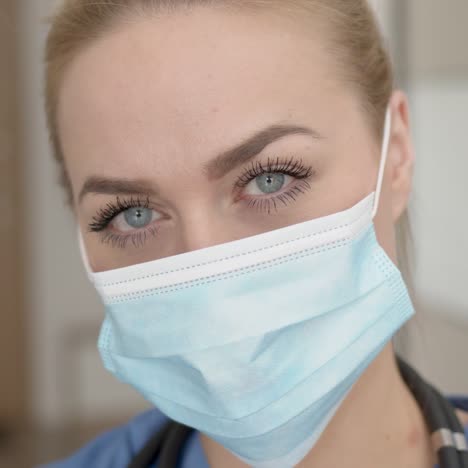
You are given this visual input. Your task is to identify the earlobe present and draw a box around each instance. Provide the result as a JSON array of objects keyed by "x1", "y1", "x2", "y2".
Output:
[{"x1": 387, "y1": 91, "x2": 415, "y2": 222}]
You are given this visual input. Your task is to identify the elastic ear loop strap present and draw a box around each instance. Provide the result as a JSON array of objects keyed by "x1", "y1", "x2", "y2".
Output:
[
  {"x1": 78, "y1": 227, "x2": 92, "y2": 277},
  {"x1": 372, "y1": 107, "x2": 392, "y2": 220}
]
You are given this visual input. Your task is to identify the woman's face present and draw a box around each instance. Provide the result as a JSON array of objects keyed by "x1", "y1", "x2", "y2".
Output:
[{"x1": 58, "y1": 7, "x2": 413, "y2": 272}]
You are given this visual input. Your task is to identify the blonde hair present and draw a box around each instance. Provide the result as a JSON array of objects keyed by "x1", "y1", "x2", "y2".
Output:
[{"x1": 44, "y1": 0, "x2": 412, "y2": 278}]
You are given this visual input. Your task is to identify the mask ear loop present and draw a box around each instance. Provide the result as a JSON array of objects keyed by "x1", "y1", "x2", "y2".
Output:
[
  {"x1": 372, "y1": 107, "x2": 392, "y2": 220},
  {"x1": 77, "y1": 227, "x2": 93, "y2": 277}
]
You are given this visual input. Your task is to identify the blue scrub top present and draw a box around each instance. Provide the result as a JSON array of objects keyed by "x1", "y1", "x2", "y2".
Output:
[{"x1": 39, "y1": 396, "x2": 468, "y2": 468}]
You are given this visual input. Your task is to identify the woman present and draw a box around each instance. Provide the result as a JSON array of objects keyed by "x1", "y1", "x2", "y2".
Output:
[{"x1": 41, "y1": 1, "x2": 468, "y2": 467}]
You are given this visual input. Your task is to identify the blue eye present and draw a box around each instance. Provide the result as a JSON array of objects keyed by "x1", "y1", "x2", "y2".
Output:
[
  {"x1": 244, "y1": 172, "x2": 292, "y2": 196},
  {"x1": 113, "y1": 207, "x2": 161, "y2": 232},
  {"x1": 123, "y1": 207, "x2": 154, "y2": 229},
  {"x1": 88, "y1": 196, "x2": 163, "y2": 249},
  {"x1": 255, "y1": 173, "x2": 286, "y2": 194},
  {"x1": 234, "y1": 157, "x2": 315, "y2": 214}
]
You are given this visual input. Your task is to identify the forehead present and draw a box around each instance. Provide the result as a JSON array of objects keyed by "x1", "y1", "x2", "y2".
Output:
[{"x1": 58, "y1": 7, "x2": 346, "y2": 184}]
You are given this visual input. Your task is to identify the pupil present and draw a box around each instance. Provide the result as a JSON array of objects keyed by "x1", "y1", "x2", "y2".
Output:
[
  {"x1": 256, "y1": 173, "x2": 285, "y2": 194},
  {"x1": 124, "y1": 207, "x2": 152, "y2": 228}
]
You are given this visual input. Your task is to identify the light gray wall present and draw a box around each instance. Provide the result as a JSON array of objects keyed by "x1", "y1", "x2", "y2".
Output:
[
  {"x1": 411, "y1": 78, "x2": 468, "y2": 320},
  {"x1": 408, "y1": 0, "x2": 468, "y2": 77},
  {"x1": 402, "y1": 0, "x2": 468, "y2": 389}
]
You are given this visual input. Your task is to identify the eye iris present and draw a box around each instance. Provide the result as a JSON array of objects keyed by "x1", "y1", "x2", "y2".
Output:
[
  {"x1": 256, "y1": 173, "x2": 285, "y2": 194},
  {"x1": 123, "y1": 207, "x2": 153, "y2": 229}
]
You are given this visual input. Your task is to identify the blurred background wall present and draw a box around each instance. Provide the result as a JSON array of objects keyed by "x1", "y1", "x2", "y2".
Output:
[
  {"x1": 1, "y1": 0, "x2": 467, "y2": 466},
  {"x1": 0, "y1": 0, "x2": 28, "y2": 436},
  {"x1": 396, "y1": 0, "x2": 468, "y2": 389},
  {"x1": 16, "y1": 0, "x2": 152, "y2": 432}
]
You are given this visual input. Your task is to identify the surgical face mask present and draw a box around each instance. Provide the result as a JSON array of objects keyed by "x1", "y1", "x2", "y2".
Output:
[{"x1": 79, "y1": 108, "x2": 414, "y2": 467}]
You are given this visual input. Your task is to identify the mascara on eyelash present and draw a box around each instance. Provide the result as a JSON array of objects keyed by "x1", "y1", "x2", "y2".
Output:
[
  {"x1": 235, "y1": 156, "x2": 315, "y2": 188},
  {"x1": 88, "y1": 195, "x2": 151, "y2": 233},
  {"x1": 99, "y1": 226, "x2": 158, "y2": 249},
  {"x1": 245, "y1": 180, "x2": 312, "y2": 214},
  {"x1": 88, "y1": 156, "x2": 315, "y2": 242}
]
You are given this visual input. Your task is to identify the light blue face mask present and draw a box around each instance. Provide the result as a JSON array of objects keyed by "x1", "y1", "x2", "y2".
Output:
[{"x1": 80, "y1": 108, "x2": 414, "y2": 467}]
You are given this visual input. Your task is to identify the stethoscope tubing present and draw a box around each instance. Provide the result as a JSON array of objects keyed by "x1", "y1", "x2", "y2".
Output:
[{"x1": 397, "y1": 357, "x2": 468, "y2": 468}]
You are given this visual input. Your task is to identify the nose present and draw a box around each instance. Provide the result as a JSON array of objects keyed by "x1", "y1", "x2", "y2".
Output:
[{"x1": 176, "y1": 205, "x2": 244, "y2": 254}]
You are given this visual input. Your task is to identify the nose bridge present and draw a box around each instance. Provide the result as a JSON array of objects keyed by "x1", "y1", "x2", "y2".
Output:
[{"x1": 177, "y1": 201, "x2": 238, "y2": 253}]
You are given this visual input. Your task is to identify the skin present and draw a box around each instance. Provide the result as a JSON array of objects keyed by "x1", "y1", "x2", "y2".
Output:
[{"x1": 56, "y1": 6, "x2": 468, "y2": 467}]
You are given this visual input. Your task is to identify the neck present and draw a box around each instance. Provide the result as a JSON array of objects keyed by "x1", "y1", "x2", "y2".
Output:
[{"x1": 200, "y1": 345, "x2": 435, "y2": 468}]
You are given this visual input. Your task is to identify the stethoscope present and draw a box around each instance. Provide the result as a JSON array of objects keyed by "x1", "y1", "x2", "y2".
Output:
[{"x1": 128, "y1": 357, "x2": 468, "y2": 468}]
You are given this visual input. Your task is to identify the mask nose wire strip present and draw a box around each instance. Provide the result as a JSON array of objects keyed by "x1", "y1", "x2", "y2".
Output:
[{"x1": 372, "y1": 107, "x2": 392, "y2": 220}]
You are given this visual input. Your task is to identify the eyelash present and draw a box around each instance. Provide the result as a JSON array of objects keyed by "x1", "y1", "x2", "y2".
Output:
[
  {"x1": 234, "y1": 156, "x2": 315, "y2": 214},
  {"x1": 88, "y1": 156, "x2": 315, "y2": 247},
  {"x1": 88, "y1": 196, "x2": 158, "y2": 249},
  {"x1": 89, "y1": 196, "x2": 151, "y2": 232},
  {"x1": 235, "y1": 156, "x2": 314, "y2": 188}
]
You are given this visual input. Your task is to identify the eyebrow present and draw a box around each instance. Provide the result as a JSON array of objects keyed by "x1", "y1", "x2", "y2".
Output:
[
  {"x1": 204, "y1": 124, "x2": 323, "y2": 179},
  {"x1": 78, "y1": 123, "x2": 323, "y2": 203},
  {"x1": 78, "y1": 178, "x2": 159, "y2": 204}
]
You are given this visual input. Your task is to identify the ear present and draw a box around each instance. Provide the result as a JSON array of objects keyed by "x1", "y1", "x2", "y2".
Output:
[{"x1": 386, "y1": 91, "x2": 415, "y2": 221}]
